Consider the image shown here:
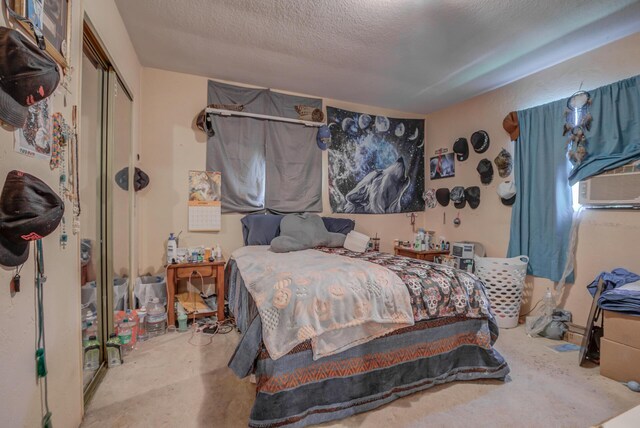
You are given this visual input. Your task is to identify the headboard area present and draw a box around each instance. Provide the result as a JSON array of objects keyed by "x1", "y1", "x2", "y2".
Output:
[{"x1": 240, "y1": 214, "x2": 355, "y2": 245}]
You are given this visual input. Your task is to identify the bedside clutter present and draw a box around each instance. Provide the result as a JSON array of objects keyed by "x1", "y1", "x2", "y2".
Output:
[{"x1": 600, "y1": 311, "x2": 640, "y2": 383}]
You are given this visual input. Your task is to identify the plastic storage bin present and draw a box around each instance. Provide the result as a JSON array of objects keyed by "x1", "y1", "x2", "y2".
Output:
[
  {"x1": 474, "y1": 255, "x2": 529, "y2": 329},
  {"x1": 134, "y1": 275, "x2": 167, "y2": 309}
]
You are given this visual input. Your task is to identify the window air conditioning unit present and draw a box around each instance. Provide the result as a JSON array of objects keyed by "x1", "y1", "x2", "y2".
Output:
[{"x1": 578, "y1": 163, "x2": 640, "y2": 209}]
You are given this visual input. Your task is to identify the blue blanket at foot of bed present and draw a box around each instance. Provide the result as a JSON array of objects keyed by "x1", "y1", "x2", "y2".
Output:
[{"x1": 231, "y1": 315, "x2": 509, "y2": 428}]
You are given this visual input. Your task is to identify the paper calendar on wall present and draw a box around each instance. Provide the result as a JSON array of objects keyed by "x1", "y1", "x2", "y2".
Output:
[{"x1": 188, "y1": 171, "x2": 222, "y2": 231}]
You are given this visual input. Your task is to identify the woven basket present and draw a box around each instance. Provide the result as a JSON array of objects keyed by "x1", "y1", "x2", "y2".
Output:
[{"x1": 474, "y1": 255, "x2": 529, "y2": 329}]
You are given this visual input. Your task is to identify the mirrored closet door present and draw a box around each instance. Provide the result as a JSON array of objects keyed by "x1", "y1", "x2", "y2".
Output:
[{"x1": 80, "y1": 21, "x2": 134, "y2": 402}]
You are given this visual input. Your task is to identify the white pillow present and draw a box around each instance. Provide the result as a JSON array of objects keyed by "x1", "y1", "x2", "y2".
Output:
[{"x1": 343, "y1": 231, "x2": 370, "y2": 253}]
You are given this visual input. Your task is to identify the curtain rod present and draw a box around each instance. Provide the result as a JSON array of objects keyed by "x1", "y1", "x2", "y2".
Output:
[{"x1": 205, "y1": 108, "x2": 324, "y2": 127}]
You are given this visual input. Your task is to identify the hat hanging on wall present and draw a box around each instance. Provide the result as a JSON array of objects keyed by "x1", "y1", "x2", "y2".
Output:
[
  {"x1": 477, "y1": 158, "x2": 494, "y2": 184},
  {"x1": 0, "y1": 170, "x2": 64, "y2": 266},
  {"x1": 470, "y1": 130, "x2": 490, "y2": 153},
  {"x1": 0, "y1": 27, "x2": 60, "y2": 128},
  {"x1": 435, "y1": 188, "x2": 450, "y2": 206},
  {"x1": 503, "y1": 111, "x2": 519, "y2": 141},
  {"x1": 196, "y1": 108, "x2": 215, "y2": 137},
  {"x1": 450, "y1": 186, "x2": 466, "y2": 209},
  {"x1": 116, "y1": 167, "x2": 150, "y2": 192},
  {"x1": 497, "y1": 181, "x2": 517, "y2": 205},
  {"x1": 494, "y1": 148, "x2": 513, "y2": 178},
  {"x1": 465, "y1": 186, "x2": 481, "y2": 209},
  {"x1": 452, "y1": 138, "x2": 469, "y2": 161},
  {"x1": 316, "y1": 125, "x2": 332, "y2": 150},
  {"x1": 423, "y1": 188, "x2": 437, "y2": 209}
]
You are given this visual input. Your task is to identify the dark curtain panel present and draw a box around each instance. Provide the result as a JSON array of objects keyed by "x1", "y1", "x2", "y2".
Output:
[
  {"x1": 265, "y1": 91, "x2": 322, "y2": 213},
  {"x1": 207, "y1": 81, "x2": 269, "y2": 213}
]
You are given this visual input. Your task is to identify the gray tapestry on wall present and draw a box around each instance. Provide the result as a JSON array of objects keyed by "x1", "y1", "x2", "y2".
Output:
[{"x1": 327, "y1": 107, "x2": 425, "y2": 214}]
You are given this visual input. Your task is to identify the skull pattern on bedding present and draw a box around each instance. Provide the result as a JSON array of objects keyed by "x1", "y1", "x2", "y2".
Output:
[{"x1": 316, "y1": 247, "x2": 493, "y2": 322}]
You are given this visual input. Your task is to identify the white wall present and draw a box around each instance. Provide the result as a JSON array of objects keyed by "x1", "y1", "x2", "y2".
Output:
[
  {"x1": 424, "y1": 31, "x2": 640, "y2": 327},
  {"x1": 137, "y1": 68, "x2": 425, "y2": 274},
  {"x1": 0, "y1": 1, "x2": 141, "y2": 426}
]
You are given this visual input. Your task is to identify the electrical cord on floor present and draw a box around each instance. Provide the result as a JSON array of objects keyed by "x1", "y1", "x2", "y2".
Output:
[
  {"x1": 185, "y1": 271, "x2": 236, "y2": 347},
  {"x1": 518, "y1": 299, "x2": 542, "y2": 319}
]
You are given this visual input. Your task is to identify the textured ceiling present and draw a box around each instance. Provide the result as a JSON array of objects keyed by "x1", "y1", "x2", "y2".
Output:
[{"x1": 115, "y1": 0, "x2": 640, "y2": 114}]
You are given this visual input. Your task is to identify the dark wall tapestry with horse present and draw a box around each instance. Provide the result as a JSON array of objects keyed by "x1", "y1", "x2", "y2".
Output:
[{"x1": 327, "y1": 106, "x2": 425, "y2": 214}]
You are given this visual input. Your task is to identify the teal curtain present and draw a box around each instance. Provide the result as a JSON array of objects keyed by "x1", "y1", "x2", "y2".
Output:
[
  {"x1": 507, "y1": 101, "x2": 575, "y2": 283},
  {"x1": 568, "y1": 75, "x2": 640, "y2": 185}
]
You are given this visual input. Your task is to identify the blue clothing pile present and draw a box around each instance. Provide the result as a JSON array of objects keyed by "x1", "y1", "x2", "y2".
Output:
[{"x1": 587, "y1": 268, "x2": 640, "y2": 316}]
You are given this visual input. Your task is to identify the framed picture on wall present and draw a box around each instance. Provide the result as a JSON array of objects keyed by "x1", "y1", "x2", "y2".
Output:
[
  {"x1": 429, "y1": 153, "x2": 456, "y2": 180},
  {"x1": 15, "y1": 0, "x2": 71, "y2": 70}
]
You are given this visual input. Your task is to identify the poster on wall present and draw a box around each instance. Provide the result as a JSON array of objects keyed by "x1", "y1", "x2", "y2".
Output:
[
  {"x1": 14, "y1": 99, "x2": 52, "y2": 161},
  {"x1": 327, "y1": 107, "x2": 425, "y2": 214},
  {"x1": 188, "y1": 171, "x2": 222, "y2": 231},
  {"x1": 429, "y1": 153, "x2": 456, "y2": 180}
]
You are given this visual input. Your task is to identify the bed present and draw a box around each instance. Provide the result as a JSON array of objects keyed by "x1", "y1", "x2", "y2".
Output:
[{"x1": 227, "y1": 216, "x2": 509, "y2": 428}]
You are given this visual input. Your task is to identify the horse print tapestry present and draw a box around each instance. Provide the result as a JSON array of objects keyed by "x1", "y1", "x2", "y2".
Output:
[{"x1": 327, "y1": 107, "x2": 425, "y2": 214}]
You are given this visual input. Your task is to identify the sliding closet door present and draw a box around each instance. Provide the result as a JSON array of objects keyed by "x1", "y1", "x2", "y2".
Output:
[
  {"x1": 80, "y1": 48, "x2": 106, "y2": 392},
  {"x1": 106, "y1": 70, "x2": 133, "y2": 316}
]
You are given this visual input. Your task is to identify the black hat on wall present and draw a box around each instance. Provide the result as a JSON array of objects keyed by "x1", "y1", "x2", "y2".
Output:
[
  {"x1": 465, "y1": 186, "x2": 481, "y2": 209},
  {"x1": 0, "y1": 170, "x2": 64, "y2": 266},
  {"x1": 0, "y1": 27, "x2": 60, "y2": 128},
  {"x1": 435, "y1": 188, "x2": 450, "y2": 206},
  {"x1": 471, "y1": 130, "x2": 490, "y2": 153},
  {"x1": 116, "y1": 167, "x2": 150, "y2": 192},
  {"x1": 450, "y1": 186, "x2": 466, "y2": 209},
  {"x1": 477, "y1": 158, "x2": 494, "y2": 184},
  {"x1": 497, "y1": 181, "x2": 517, "y2": 206},
  {"x1": 453, "y1": 138, "x2": 469, "y2": 161}
]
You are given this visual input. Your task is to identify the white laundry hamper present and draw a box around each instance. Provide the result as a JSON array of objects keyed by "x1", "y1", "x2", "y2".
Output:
[{"x1": 474, "y1": 255, "x2": 529, "y2": 329}]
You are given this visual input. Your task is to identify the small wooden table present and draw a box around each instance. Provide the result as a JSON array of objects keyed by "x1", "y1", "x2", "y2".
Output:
[
  {"x1": 166, "y1": 259, "x2": 225, "y2": 327},
  {"x1": 394, "y1": 246, "x2": 449, "y2": 262}
]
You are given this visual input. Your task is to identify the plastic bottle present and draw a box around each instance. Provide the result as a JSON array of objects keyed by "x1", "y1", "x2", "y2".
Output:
[
  {"x1": 146, "y1": 298, "x2": 167, "y2": 338},
  {"x1": 167, "y1": 233, "x2": 177, "y2": 264},
  {"x1": 118, "y1": 319, "x2": 134, "y2": 356},
  {"x1": 83, "y1": 335, "x2": 100, "y2": 371},
  {"x1": 543, "y1": 288, "x2": 556, "y2": 316},
  {"x1": 137, "y1": 307, "x2": 148, "y2": 342},
  {"x1": 82, "y1": 310, "x2": 98, "y2": 346},
  {"x1": 106, "y1": 333, "x2": 122, "y2": 367},
  {"x1": 215, "y1": 244, "x2": 222, "y2": 259},
  {"x1": 125, "y1": 309, "x2": 139, "y2": 348}
]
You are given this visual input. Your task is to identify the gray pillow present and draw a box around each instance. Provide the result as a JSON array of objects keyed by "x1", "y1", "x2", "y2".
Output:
[{"x1": 270, "y1": 213, "x2": 346, "y2": 253}]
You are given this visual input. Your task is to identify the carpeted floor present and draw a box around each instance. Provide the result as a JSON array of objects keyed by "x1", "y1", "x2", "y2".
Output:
[{"x1": 82, "y1": 325, "x2": 640, "y2": 428}]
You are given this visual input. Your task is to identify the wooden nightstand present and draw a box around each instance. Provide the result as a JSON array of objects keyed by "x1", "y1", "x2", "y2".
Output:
[
  {"x1": 394, "y1": 246, "x2": 449, "y2": 262},
  {"x1": 166, "y1": 259, "x2": 225, "y2": 327}
]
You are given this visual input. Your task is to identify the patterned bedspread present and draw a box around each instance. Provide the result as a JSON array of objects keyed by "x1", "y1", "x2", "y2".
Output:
[{"x1": 316, "y1": 247, "x2": 494, "y2": 323}]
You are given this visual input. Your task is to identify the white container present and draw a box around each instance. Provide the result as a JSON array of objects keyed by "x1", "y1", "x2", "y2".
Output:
[
  {"x1": 167, "y1": 233, "x2": 177, "y2": 264},
  {"x1": 137, "y1": 307, "x2": 148, "y2": 342},
  {"x1": 474, "y1": 255, "x2": 529, "y2": 329},
  {"x1": 146, "y1": 298, "x2": 167, "y2": 338}
]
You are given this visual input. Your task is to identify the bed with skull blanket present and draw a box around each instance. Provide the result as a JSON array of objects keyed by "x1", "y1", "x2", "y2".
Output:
[{"x1": 227, "y1": 247, "x2": 510, "y2": 428}]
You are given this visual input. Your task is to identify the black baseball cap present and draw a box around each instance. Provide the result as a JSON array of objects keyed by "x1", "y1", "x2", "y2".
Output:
[
  {"x1": 471, "y1": 130, "x2": 490, "y2": 153},
  {"x1": 477, "y1": 159, "x2": 494, "y2": 184},
  {"x1": 453, "y1": 138, "x2": 469, "y2": 161},
  {"x1": 497, "y1": 181, "x2": 517, "y2": 206},
  {"x1": 465, "y1": 186, "x2": 481, "y2": 209},
  {"x1": 0, "y1": 171, "x2": 64, "y2": 266},
  {"x1": 0, "y1": 27, "x2": 60, "y2": 128},
  {"x1": 450, "y1": 186, "x2": 466, "y2": 209},
  {"x1": 435, "y1": 188, "x2": 450, "y2": 206}
]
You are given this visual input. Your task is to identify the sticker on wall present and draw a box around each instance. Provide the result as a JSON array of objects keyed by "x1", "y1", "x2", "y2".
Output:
[{"x1": 326, "y1": 107, "x2": 425, "y2": 214}]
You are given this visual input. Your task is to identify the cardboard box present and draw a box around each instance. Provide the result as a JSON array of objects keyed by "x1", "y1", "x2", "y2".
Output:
[
  {"x1": 600, "y1": 338, "x2": 640, "y2": 382},
  {"x1": 603, "y1": 311, "x2": 640, "y2": 349}
]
